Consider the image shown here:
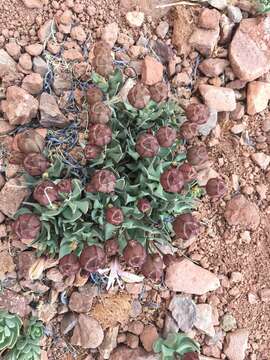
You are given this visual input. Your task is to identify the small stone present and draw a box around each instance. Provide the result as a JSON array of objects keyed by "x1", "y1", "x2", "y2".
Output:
[
  {"x1": 227, "y1": 5, "x2": 242, "y2": 23},
  {"x1": 62, "y1": 49, "x2": 83, "y2": 61},
  {"x1": 189, "y1": 27, "x2": 219, "y2": 57},
  {"x1": 5, "y1": 43, "x2": 21, "y2": 60},
  {"x1": 33, "y1": 56, "x2": 49, "y2": 76},
  {"x1": 125, "y1": 281, "x2": 143, "y2": 295},
  {"x1": 221, "y1": 313, "x2": 237, "y2": 332},
  {"x1": 128, "y1": 321, "x2": 144, "y2": 335},
  {"x1": 38, "y1": 20, "x2": 55, "y2": 42},
  {"x1": 262, "y1": 118, "x2": 270, "y2": 132},
  {"x1": 70, "y1": 25, "x2": 87, "y2": 42},
  {"x1": 208, "y1": 0, "x2": 227, "y2": 10},
  {"x1": 60, "y1": 312, "x2": 77, "y2": 335},
  {"x1": 197, "y1": 167, "x2": 219, "y2": 186},
  {"x1": 60, "y1": 9, "x2": 73, "y2": 25},
  {"x1": 53, "y1": 71, "x2": 72, "y2": 95},
  {"x1": 163, "y1": 314, "x2": 179, "y2": 337},
  {"x1": 199, "y1": 58, "x2": 229, "y2": 77},
  {"x1": 18, "y1": 53, "x2": 32, "y2": 71},
  {"x1": 224, "y1": 194, "x2": 260, "y2": 230},
  {"x1": 141, "y1": 55, "x2": 164, "y2": 86},
  {"x1": 198, "y1": 109, "x2": 218, "y2": 136},
  {"x1": 0, "y1": 49, "x2": 17, "y2": 78},
  {"x1": 231, "y1": 123, "x2": 245, "y2": 134},
  {"x1": 0, "y1": 212, "x2": 5, "y2": 224},
  {"x1": 22, "y1": 73, "x2": 43, "y2": 95},
  {"x1": 0, "y1": 289, "x2": 31, "y2": 317},
  {"x1": 101, "y1": 22, "x2": 119, "y2": 48},
  {"x1": 194, "y1": 304, "x2": 215, "y2": 337},
  {"x1": 199, "y1": 85, "x2": 236, "y2": 112},
  {"x1": 39, "y1": 92, "x2": 68, "y2": 128},
  {"x1": 46, "y1": 268, "x2": 63, "y2": 282},
  {"x1": 17, "y1": 251, "x2": 36, "y2": 280},
  {"x1": 230, "y1": 272, "x2": 243, "y2": 283},
  {"x1": 259, "y1": 288, "x2": 270, "y2": 302},
  {"x1": 71, "y1": 314, "x2": 104, "y2": 349},
  {"x1": 230, "y1": 103, "x2": 245, "y2": 120},
  {"x1": 22, "y1": 0, "x2": 45, "y2": 9},
  {"x1": 251, "y1": 152, "x2": 270, "y2": 170},
  {"x1": 69, "y1": 291, "x2": 95, "y2": 313},
  {"x1": 25, "y1": 43, "x2": 43, "y2": 56},
  {"x1": 224, "y1": 329, "x2": 249, "y2": 360},
  {"x1": 247, "y1": 81, "x2": 270, "y2": 115},
  {"x1": 198, "y1": 8, "x2": 221, "y2": 30},
  {"x1": 126, "y1": 11, "x2": 145, "y2": 28},
  {"x1": 100, "y1": 326, "x2": 119, "y2": 359},
  {"x1": 156, "y1": 21, "x2": 169, "y2": 39},
  {"x1": 165, "y1": 259, "x2": 220, "y2": 295},
  {"x1": 248, "y1": 292, "x2": 258, "y2": 304},
  {"x1": 0, "y1": 250, "x2": 15, "y2": 277},
  {"x1": 111, "y1": 346, "x2": 159, "y2": 360},
  {"x1": 172, "y1": 72, "x2": 190, "y2": 86},
  {"x1": 140, "y1": 325, "x2": 159, "y2": 352},
  {"x1": 0, "y1": 120, "x2": 15, "y2": 135},
  {"x1": 38, "y1": 303, "x2": 57, "y2": 323},
  {"x1": 126, "y1": 333, "x2": 139, "y2": 349},
  {"x1": 169, "y1": 295, "x2": 197, "y2": 332}
]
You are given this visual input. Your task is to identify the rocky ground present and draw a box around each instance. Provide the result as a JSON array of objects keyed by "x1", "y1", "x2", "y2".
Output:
[{"x1": 0, "y1": 0, "x2": 270, "y2": 359}]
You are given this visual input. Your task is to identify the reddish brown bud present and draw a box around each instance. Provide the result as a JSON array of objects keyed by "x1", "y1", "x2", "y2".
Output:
[
  {"x1": 57, "y1": 179, "x2": 73, "y2": 194},
  {"x1": 104, "y1": 238, "x2": 119, "y2": 257},
  {"x1": 206, "y1": 178, "x2": 227, "y2": 199},
  {"x1": 93, "y1": 43, "x2": 114, "y2": 77},
  {"x1": 8, "y1": 151, "x2": 25, "y2": 165},
  {"x1": 23, "y1": 153, "x2": 49, "y2": 176},
  {"x1": 128, "y1": 83, "x2": 151, "y2": 109},
  {"x1": 33, "y1": 180, "x2": 59, "y2": 206},
  {"x1": 85, "y1": 181, "x2": 97, "y2": 193},
  {"x1": 179, "y1": 122, "x2": 198, "y2": 140},
  {"x1": 160, "y1": 167, "x2": 184, "y2": 193},
  {"x1": 84, "y1": 144, "x2": 103, "y2": 160},
  {"x1": 59, "y1": 253, "x2": 80, "y2": 276},
  {"x1": 149, "y1": 82, "x2": 168, "y2": 103},
  {"x1": 16, "y1": 129, "x2": 45, "y2": 154},
  {"x1": 87, "y1": 86, "x2": 103, "y2": 106},
  {"x1": 137, "y1": 198, "x2": 151, "y2": 213},
  {"x1": 88, "y1": 124, "x2": 112, "y2": 147},
  {"x1": 156, "y1": 126, "x2": 177, "y2": 148},
  {"x1": 186, "y1": 145, "x2": 208, "y2": 166},
  {"x1": 123, "y1": 240, "x2": 147, "y2": 268},
  {"x1": 178, "y1": 163, "x2": 197, "y2": 183},
  {"x1": 186, "y1": 103, "x2": 210, "y2": 125},
  {"x1": 89, "y1": 102, "x2": 112, "y2": 124},
  {"x1": 141, "y1": 254, "x2": 163, "y2": 282},
  {"x1": 173, "y1": 213, "x2": 200, "y2": 240},
  {"x1": 80, "y1": 245, "x2": 106, "y2": 272},
  {"x1": 105, "y1": 207, "x2": 124, "y2": 225},
  {"x1": 13, "y1": 214, "x2": 41, "y2": 241},
  {"x1": 182, "y1": 352, "x2": 200, "y2": 360},
  {"x1": 91, "y1": 170, "x2": 116, "y2": 193},
  {"x1": 136, "y1": 133, "x2": 159, "y2": 158}
]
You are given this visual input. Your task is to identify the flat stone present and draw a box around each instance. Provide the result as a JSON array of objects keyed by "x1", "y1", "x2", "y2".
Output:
[
  {"x1": 141, "y1": 55, "x2": 164, "y2": 86},
  {"x1": 17, "y1": 251, "x2": 36, "y2": 280},
  {"x1": 165, "y1": 259, "x2": 220, "y2": 295},
  {"x1": 0, "y1": 49, "x2": 17, "y2": 77},
  {"x1": 61, "y1": 312, "x2": 78, "y2": 335},
  {"x1": 25, "y1": 43, "x2": 43, "y2": 56},
  {"x1": 140, "y1": 325, "x2": 159, "y2": 352},
  {"x1": 198, "y1": 8, "x2": 221, "y2": 30},
  {"x1": 199, "y1": 84, "x2": 236, "y2": 112},
  {"x1": 22, "y1": 73, "x2": 43, "y2": 95},
  {"x1": 189, "y1": 27, "x2": 219, "y2": 57},
  {"x1": 5, "y1": 43, "x2": 21, "y2": 60},
  {"x1": 71, "y1": 314, "x2": 104, "y2": 349},
  {"x1": 251, "y1": 152, "x2": 270, "y2": 170},
  {"x1": 156, "y1": 21, "x2": 169, "y2": 39},
  {"x1": 68, "y1": 290, "x2": 95, "y2": 313},
  {"x1": 224, "y1": 329, "x2": 249, "y2": 360},
  {"x1": 194, "y1": 304, "x2": 215, "y2": 337},
  {"x1": 39, "y1": 92, "x2": 68, "y2": 128},
  {"x1": 126, "y1": 11, "x2": 145, "y2": 28},
  {"x1": 199, "y1": 59, "x2": 229, "y2": 77},
  {"x1": 246, "y1": 81, "x2": 270, "y2": 115},
  {"x1": 169, "y1": 295, "x2": 197, "y2": 332},
  {"x1": 99, "y1": 326, "x2": 119, "y2": 359}
]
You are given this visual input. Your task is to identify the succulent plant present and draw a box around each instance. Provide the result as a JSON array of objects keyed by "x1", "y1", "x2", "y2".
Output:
[
  {"x1": 105, "y1": 207, "x2": 124, "y2": 225},
  {"x1": 123, "y1": 240, "x2": 147, "y2": 268},
  {"x1": 84, "y1": 144, "x2": 103, "y2": 160},
  {"x1": 178, "y1": 163, "x2": 197, "y2": 183},
  {"x1": 89, "y1": 101, "x2": 112, "y2": 124},
  {"x1": 90, "y1": 169, "x2": 116, "y2": 193},
  {"x1": 179, "y1": 122, "x2": 198, "y2": 140},
  {"x1": 186, "y1": 145, "x2": 208, "y2": 166},
  {"x1": 104, "y1": 238, "x2": 119, "y2": 257},
  {"x1": 136, "y1": 133, "x2": 160, "y2": 158},
  {"x1": 0, "y1": 311, "x2": 22, "y2": 351},
  {"x1": 13, "y1": 214, "x2": 41, "y2": 242},
  {"x1": 128, "y1": 83, "x2": 151, "y2": 109},
  {"x1": 137, "y1": 198, "x2": 151, "y2": 213},
  {"x1": 33, "y1": 180, "x2": 59, "y2": 206},
  {"x1": 87, "y1": 86, "x2": 104, "y2": 105},
  {"x1": 156, "y1": 126, "x2": 177, "y2": 148},
  {"x1": 59, "y1": 253, "x2": 81, "y2": 276},
  {"x1": 160, "y1": 167, "x2": 184, "y2": 193},
  {"x1": 25, "y1": 318, "x2": 44, "y2": 342},
  {"x1": 80, "y1": 245, "x2": 106, "y2": 272},
  {"x1": 186, "y1": 103, "x2": 210, "y2": 125},
  {"x1": 206, "y1": 178, "x2": 227, "y2": 199},
  {"x1": 141, "y1": 254, "x2": 163, "y2": 282},
  {"x1": 88, "y1": 123, "x2": 112, "y2": 146},
  {"x1": 149, "y1": 82, "x2": 168, "y2": 103},
  {"x1": 23, "y1": 153, "x2": 50, "y2": 176},
  {"x1": 57, "y1": 178, "x2": 73, "y2": 194},
  {"x1": 153, "y1": 332, "x2": 200, "y2": 360},
  {"x1": 16, "y1": 130, "x2": 45, "y2": 154},
  {"x1": 172, "y1": 213, "x2": 200, "y2": 240}
]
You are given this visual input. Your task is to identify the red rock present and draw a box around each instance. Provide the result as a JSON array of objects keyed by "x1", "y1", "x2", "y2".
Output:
[
  {"x1": 22, "y1": 0, "x2": 46, "y2": 9},
  {"x1": 39, "y1": 92, "x2": 68, "y2": 128},
  {"x1": 101, "y1": 22, "x2": 119, "y2": 48},
  {"x1": 0, "y1": 289, "x2": 31, "y2": 317},
  {"x1": 126, "y1": 333, "x2": 139, "y2": 349},
  {"x1": 111, "y1": 346, "x2": 159, "y2": 360},
  {"x1": 70, "y1": 25, "x2": 87, "y2": 42},
  {"x1": 25, "y1": 43, "x2": 43, "y2": 56},
  {"x1": 71, "y1": 314, "x2": 104, "y2": 348},
  {"x1": 199, "y1": 84, "x2": 236, "y2": 112},
  {"x1": 60, "y1": 9, "x2": 73, "y2": 25},
  {"x1": 229, "y1": 16, "x2": 270, "y2": 81},
  {"x1": 259, "y1": 288, "x2": 270, "y2": 302},
  {"x1": 0, "y1": 49, "x2": 17, "y2": 76},
  {"x1": 0, "y1": 120, "x2": 15, "y2": 135},
  {"x1": 128, "y1": 321, "x2": 144, "y2": 335},
  {"x1": 22, "y1": 73, "x2": 43, "y2": 95},
  {"x1": 198, "y1": 8, "x2": 221, "y2": 30},
  {"x1": 224, "y1": 329, "x2": 249, "y2": 360},
  {"x1": 141, "y1": 56, "x2": 164, "y2": 86},
  {"x1": 246, "y1": 81, "x2": 270, "y2": 115},
  {"x1": 199, "y1": 58, "x2": 229, "y2": 77},
  {"x1": 18, "y1": 53, "x2": 32, "y2": 71},
  {"x1": 5, "y1": 42, "x2": 21, "y2": 60},
  {"x1": 38, "y1": 20, "x2": 55, "y2": 42},
  {"x1": 68, "y1": 291, "x2": 95, "y2": 313},
  {"x1": 63, "y1": 49, "x2": 83, "y2": 61},
  {"x1": 224, "y1": 194, "x2": 260, "y2": 230},
  {"x1": 1, "y1": 86, "x2": 38, "y2": 125},
  {"x1": 189, "y1": 27, "x2": 219, "y2": 57}
]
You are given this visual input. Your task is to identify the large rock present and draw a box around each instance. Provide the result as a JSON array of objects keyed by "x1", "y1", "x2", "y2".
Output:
[
  {"x1": 71, "y1": 314, "x2": 104, "y2": 349},
  {"x1": 111, "y1": 346, "x2": 159, "y2": 360},
  {"x1": 246, "y1": 81, "x2": 270, "y2": 115},
  {"x1": 141, "y1": 56, "x2": 164, "y2": 85},
  {"x1": 0, "y1": 177, "x2": 30, "y2": 218},
  {"x1": 224, "y1": 329, "x2": 249, "y2": 360},
  {"x1": 199, "y1": 85, "x2": 236, "y2": 112},
  {"x1": 168, "y1": 295, "x2": 197, "y2": 332},
  {"x1": 229, "y1": 16, "x2": 270, "y2": 81},
  {"x1": 224, "y1": 194, "x2": 260, "y2": 230},
  {"x1": 39, "y1": 93, "x2": 68, "y2": 128},
  {"x1": 165, "y1": 259, "x2": 220, "y2": 295},
  {"x1": 189, "y1": 27, "x2": 219, "y2": 57},
  {"x1": 0, "y1": 289, "x2": 31, "y2": 317},
  {"x1": 1, "y1": 86, "x2": 39, "y2": 125},
  {"x1": 0, "y1": 49, "x2": 17, "y2": 77}
]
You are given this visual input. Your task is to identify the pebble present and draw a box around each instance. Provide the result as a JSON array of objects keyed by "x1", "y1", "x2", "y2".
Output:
[
  {"x1": 33, "y1": 56, "x2": 49, "y2": 76},
  {"x1": 22, "y1": 73, "x2": 43, "y2": 95},
  {"x1": 139, "y1": 325, "x2": 159, "y2": 352},
  {"x1": 18, "y1": 53, "x2": 32, "y2": 71},
  {"x1": 141, "y1": 55, "x2": 164, "y2": 86},
  {"x1": 221, "y1": 313, "x2": 237, "y2": 332},
  {"x1": 71, "y1": 314, "x2": 104, "y2": 349},
  {"x1": 189, "y1": 27, "x2": 219, "y2": 57},
  {"x1": 194, "y1": 304, "x2": 215, "y2": 337},
  {"x1": 224, "y1": 329, "x2": 249, "y2": 360},
  {"x1": 169, "y1": 295, "x2": 197, "y2": 332},
  {"x1": 198, "y1": 8, "x2": 221, "y2": 30},
  {"x1": 126, "y1": 11, "x2": 145, "y2": 28},
  {"x1": 259, "y1": 288, "x2": 270, "y2": 302},
  {"x1": 227, "y1": 5, "x2": 242, "y2": 23},
  {"x1": 247, "y1": 81, "x2": 270, "y2": 115},
  {"x1": 100, "y1": 326, "x2": 119, "y2": 359},
  {"x1": 208, "y1": 0, "x2": 227, "y2": 10},
  {"x1": 251, "y1": 152, "x2": 270, "y2": 170},
  {"x1": 25, "y1": 43, "x2": 43, "y2": 56},
  {"x1": 5, "y1": 42, "x2": 21, "y2": 60},
  {"x1": 101, "y1": 22, "x2": 119, "y2": 48},
  {"x1": 128, "y1": 321, "x2": 144, "y2": 336},
  {"x1": 156, "y1": 21, "x2": 169, "y2": 39},
  {"x1": 126, "y1": 333, "x2": 139, "y2": 349},
  {"x1": 199, "y1": 85, "x2": 236, "y2": 112}
]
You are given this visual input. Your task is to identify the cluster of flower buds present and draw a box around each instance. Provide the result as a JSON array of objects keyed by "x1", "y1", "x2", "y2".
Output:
[
  {"x1": 128, "y1": 81, "x2": 168, "y2": 109},
  {"x1": 179, "y1": 103, "x2": 210, "y2": 141}
]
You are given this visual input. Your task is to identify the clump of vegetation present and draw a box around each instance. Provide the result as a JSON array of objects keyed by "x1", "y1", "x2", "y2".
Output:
[
  {"x1": 0, "y1": 312, "x2": 44, "y2": 360},
  {"x1": 153, "y1": 332, "x2": 200, "y2": 360}
]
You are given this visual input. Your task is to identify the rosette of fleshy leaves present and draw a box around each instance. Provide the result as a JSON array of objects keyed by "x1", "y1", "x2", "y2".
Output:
[
  {"x1": 4, "y1": 318, "x2": 44, "y2": 360},
  {"x1": 0, "y1": 311, "x2": 22, "y2": 352},
  {"x1": 153, "y1": 332, "x2": 200, "y2": 360}
]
